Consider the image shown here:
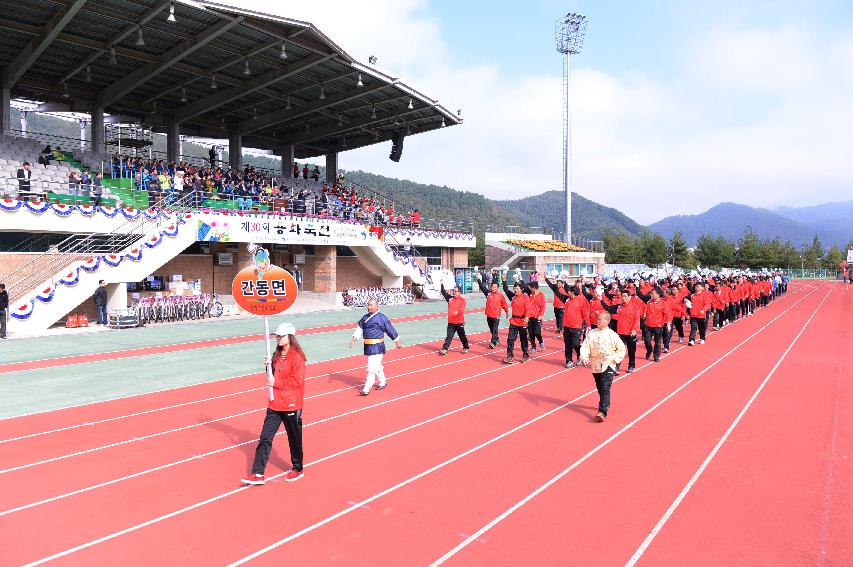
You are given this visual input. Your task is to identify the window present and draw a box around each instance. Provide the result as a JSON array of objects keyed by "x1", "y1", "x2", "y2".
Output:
[{"x1": 336, "y1": 245, "x2": 356, "y2": 257}]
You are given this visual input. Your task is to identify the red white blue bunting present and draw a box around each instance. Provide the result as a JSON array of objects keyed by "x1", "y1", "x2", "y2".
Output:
[
  {"x1": 0, "y1": 198, "x2": 22, "y2": 212},
  {"x1": 35, "y1": 285, "x2": 56, "y2": 303},
  {"x1": 79, "y1": 257, "x2": 101, "y2": 272},
  {"x1": 11, "y1": 299, "x2": 34, "y2": 320},
  {"x1": 24, "y1": 200, "x2": 50, "y2": 214},
  {"x1": 102, "y1": 254, "x2": 123, "y2": 267},
  {"x1": 98, "y1": 206, "x2": 118, "y2": 217},
  {"x1": 124, "y1": 248, "x2": 143, "y2": 261},
  {"x1": 143, "y1": 232, "x2": 164, "y2": 248},
  {"x1": 121, "y1": 207, "x2": 140, "y2": 220},
  {"x1": 51, "y1": 203, "x2": 74, "y2": 217},
  {"x1": 58, "y1": 269, "x2": 80, "y2": 286},
  {"x1": 77, "y1": 204, "x2": 96, "y2": 216},
  {"x1": 162, "y1": 224, "x2": 179, "y2": 237}
]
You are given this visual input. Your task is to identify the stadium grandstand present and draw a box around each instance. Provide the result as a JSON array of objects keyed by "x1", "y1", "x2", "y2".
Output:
[{"x1": 0, "y1": 0, "x2": 472, "y2": 335}]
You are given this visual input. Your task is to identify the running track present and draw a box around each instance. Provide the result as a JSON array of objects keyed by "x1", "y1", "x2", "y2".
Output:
[{"x1": 0, "y1": 281, "x2": 849, "y2": 566}]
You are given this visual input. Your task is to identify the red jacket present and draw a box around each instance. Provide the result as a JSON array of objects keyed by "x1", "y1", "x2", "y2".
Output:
[
  {"x1": 509, "y1": 293, "x2": 529, "y2": 326},
  {"x1": 485, "y1": 291, "x2": 509, "y2": 319},
  {"x1": 644, "y1": 298, "x2": 671, "y2": 327},
  {"x1": 447, "y1": 296, "x2": 466, "y2": 325},
  {"x1": 665, "y1": 295, "x2": 685, "y2": 320},
  {"x1": 688, "y1": 290, "x2": 713, "y2": 318},
  {"x1": 615, "y1": 298, "x2": 643, "y2": 335},
  {"x1": 268, "y1": 350, "x2": 306, "y2": 412},
  {"x1": 528, "y1": 289, "x2": 547, "y2": 319},
  {"x1": 588, "y1": 297, "x2": 609, "y2": 326},
  {"x1": 563, "y1": 294, "x2": 590, "y2": 329},
  {"x1": 552, "y1": 284, "x2": 566, "y2": 309}
]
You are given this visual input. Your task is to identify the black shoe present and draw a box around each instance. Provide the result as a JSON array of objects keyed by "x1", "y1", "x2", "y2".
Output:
[
  {"x1": 627, "y1": 366, "x2": 636, "y2": 373},
  {"x1": 521, "y1": 354, "x2": 530, "y2": 363},
  {"x1": 645, "y1": 352, "x2": 651, "y2": 360},
  {"x1": 488, "y1": 343, "x2": 495, "y2": 349},
  {"x1": 375, "y1": 384, "x2": 387, "y2": 391},
  {"x1": 359, "y1": 390, "x2": 370, "y2": 396},
  {"x1": 664, "y1": 347, "x2": 669, "y2": 353},
  {"x1": 653, "y1": 357, "x2": 660, "y2": 362},
  {"x1": 565, "y1": 361, "x2": 574, "y2": 368}
]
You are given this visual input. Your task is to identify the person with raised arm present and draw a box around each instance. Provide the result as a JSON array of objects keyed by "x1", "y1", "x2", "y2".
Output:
[
  {"x1": 439, "y1": 280, "x2": 469, "y2": 355},
  {"x1": 502, "y1": 274, "x2": 530, "y2": 364},
  {"x1": 476, "y1": 271, "x2": 509, "y2": 349}
]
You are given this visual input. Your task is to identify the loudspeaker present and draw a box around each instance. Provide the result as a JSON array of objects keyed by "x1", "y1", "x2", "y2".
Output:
[{"x1": 389, "y1": 130, "x2": 405, "y2": 162}]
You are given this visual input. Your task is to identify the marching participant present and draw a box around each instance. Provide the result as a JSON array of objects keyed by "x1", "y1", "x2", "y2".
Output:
[
  {"x1": 348, "y1": 298, "x2": 402, "y2": 395},
  {"x1": 687, "y1": 281, "x2": 713, "y2": 345},
  {"x1": 545, "y1": 277, "x2": 589, "y2": 369},
  {"x1": 439, "y1": 282, "x2": 470, "y2": 355},
  {"x1": 242, "y1": 322, "x2": 307, "y2": 485},
  {"x1": 552, "y1": 272, "x2": 566, "y2": 334},
  {"x1": 502, "y1": 276, "x2": 530, "y2": 364},
  {"x1": 527, "y1": 281, "x2": 546, "y2": 352},
  {"x1": 604, "y1": 290, "x2": 643, "y2": 373},
  {"x1": 476, "y1": 271, "x2": 509, "y2": 349},
  {"x1": 580, "y1": 311, "x2": 627, "y2": 422},
  {"x1": 664, "y1": 286, "x2": 687, "y2": 348},
  {"x1": 642, "y1": 288, "x2": 670, "y2": 362}
]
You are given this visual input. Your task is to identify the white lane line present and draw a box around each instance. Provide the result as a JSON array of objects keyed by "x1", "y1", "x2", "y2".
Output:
[
  {"x1": 0, "y1": 335, "x2": 557, "y2": 475},
  {"x1": 19, "y1": 353, "x2": 579, "y2": 567},
  {"x1": 625, "y1": 283, "x2": 834, "y2": 567},
  {"x1": 1, "y1": 312, "x2": 545, "y2": 423},
  {"x1": 0, "y1": 344, "x2": 562, "y2": 516},
  {"x1": 428, "y1": 285, "x2": 823, "y2": 567}
]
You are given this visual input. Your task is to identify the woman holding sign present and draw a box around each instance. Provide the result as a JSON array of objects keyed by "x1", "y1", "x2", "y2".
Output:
[{"x1": 241, "y1": 322, "x2": 306, "y2": 485}]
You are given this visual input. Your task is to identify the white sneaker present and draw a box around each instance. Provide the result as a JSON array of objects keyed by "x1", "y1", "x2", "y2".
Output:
[{"x1": 700, "y1": 339, "x2": 705, "y2": 344}]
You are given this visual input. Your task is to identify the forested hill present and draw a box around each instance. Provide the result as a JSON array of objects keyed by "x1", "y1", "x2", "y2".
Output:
[{"x1": 497, "y1": 190, "x2": 645, "y2": 239}]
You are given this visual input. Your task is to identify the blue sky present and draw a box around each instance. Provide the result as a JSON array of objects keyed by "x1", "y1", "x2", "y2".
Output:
[{"x1": 240, "y1": 0, "x2": 853, "y2": 223}]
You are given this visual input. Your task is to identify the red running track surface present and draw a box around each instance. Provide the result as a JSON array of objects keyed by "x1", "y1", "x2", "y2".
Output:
[{"x1": 0, "y1": 282, "x2": 848, "y2": 566}]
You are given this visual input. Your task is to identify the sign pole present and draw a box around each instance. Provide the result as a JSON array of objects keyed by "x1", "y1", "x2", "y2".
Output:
[{"x1": 263, "y1": 316, "x2": 275, "y2": 402}]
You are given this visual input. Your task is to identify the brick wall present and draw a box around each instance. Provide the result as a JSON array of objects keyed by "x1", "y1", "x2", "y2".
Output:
[
  {"x1": 311, "y1": 245, "x2": 337, "y2": 293},
  {"x1": 337, "y1": 256, "x2": 382, "y2": 289},
  {"x1": 485, "y1": 245, "x2": 514, "y2": 270}
]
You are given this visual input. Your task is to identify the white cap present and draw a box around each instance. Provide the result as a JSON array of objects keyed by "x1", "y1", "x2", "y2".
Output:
[{"x1": 271, "y1": 322, "x2": 296, "y2": 336}]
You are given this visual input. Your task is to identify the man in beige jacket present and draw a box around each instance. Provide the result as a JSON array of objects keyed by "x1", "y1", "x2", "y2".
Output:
[{"x1": 580, "y1": 311, "x2": 627, "y2": 422}]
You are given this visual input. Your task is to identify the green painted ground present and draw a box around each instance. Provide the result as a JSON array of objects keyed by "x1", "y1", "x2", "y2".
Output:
[{"x1": 0, "y1": 290, "x2": 558, "y2": 419}]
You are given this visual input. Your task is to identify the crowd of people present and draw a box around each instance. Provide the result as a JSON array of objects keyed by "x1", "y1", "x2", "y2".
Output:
[{"x1": 341, "y1": 286, "x2": 415, "y2": 307}]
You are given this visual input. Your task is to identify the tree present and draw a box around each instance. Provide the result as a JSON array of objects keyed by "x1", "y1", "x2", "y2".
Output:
[
  {"x1": 736, "y1": 226, "x2": 763, "y2": 269},
  {"x1": 603, "y1": 231, "x2": 641, "y2": 264},
  {"x1": 802, "y1": 235, "x2": 824, "y2": 269},
  {"x1": 694, "y1": 234, "x2": 720, "y2": 268},
  {"x1": 823, "y1": 246, "x2": 845, "y2": 270},
  {"x1": 779, "y1": 240, "x2": 801, "y2": 269},
  {"x1": 716, "y1": 235, "x2": 736, "y2": 267},
  {"x1": 668, "y1": 231, "x2": 691, "y2": 268},
  {"x1": 638, "y1": 229, "x2": 667, "y2": 267}
]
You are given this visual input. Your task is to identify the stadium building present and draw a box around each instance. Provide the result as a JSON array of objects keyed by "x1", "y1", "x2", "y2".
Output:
[
  {"x1": 484, "y1": 232, "x2": 605, "y2": 276},
  {"x1": 0, "y1": 0, "x2": 474, "y2": 333}
]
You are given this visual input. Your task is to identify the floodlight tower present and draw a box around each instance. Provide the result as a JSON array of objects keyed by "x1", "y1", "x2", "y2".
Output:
[{"x1": 555, "y1": 13, "x2": 586, "y2": 243}]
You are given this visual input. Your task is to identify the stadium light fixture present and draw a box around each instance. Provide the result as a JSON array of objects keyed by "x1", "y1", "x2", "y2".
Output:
[
  {"x1": 167, "y1": 2, "x2": 176, "y2": 22},
  {"x1": 356, "y1": 73, "x2": 363, "y2": 87},
  {"x1": 371, "y1": 104, "x2": 376, "y2": 119},
  {"x1": 136, "y1": 28, "x2": 145, "y2": 47},
  {"x1": 319, "y1": 83, "x2": 325, "y2": 100},
  {"x1": 280, "y1": 42, "x2": 287, "y2": 60},
  {"x1": 180, "y1": 87, "x2": 187, "y2": 102},
  {"x1": 109, "y1": 47, "x2": 117, "y2": 65},
  {"x1": 407, "y1": 98, "x2": 413, "y2": 110},
  {"x1": 285, "y1": 96, "x2": 291, "y2": 110},
  {"x1": 210, "y1": 74, "x2": 217, "y2": 89},
  {"x1": 555, "y1": 12, "x2": 587, "y2": 243},
  {"x1": 243, "y1": 58, "x2": 251, "y2": 76},
  {"x1": 85, "y1": 66, "x2": 92, "y2": 82}
]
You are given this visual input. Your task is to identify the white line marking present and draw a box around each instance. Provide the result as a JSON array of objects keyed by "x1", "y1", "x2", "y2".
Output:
[
  {"x1": 19, "y1": 352, "x2": 580, "y2": 566},
  {"x1": 1, "y1": 341, "x2": 562, "y2": 516},
  {"x1": 428, "y1": 284, "x2": 824, "y2": 567},
  {"x1": 626, "y1": 283, "x2": 835, "y2": 566},
  {"x1": 0, "y1": 335, "x2": 557, "y2": 475}
]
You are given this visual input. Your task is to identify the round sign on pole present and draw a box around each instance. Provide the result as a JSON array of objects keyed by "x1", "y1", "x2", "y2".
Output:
[{"x1": 231, "y1": 264, "x2": 298, "y2": 316}]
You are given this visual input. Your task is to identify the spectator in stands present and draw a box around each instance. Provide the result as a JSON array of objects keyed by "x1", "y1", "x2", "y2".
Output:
[
  {"x1": 52, "y1": 147, "x2": 64, "y2": 164},
  {"x1": 39, "y1": 145, "x2": 52, "y2": 165},
  {"x1": 403, "y1": 238, "x2": 413, "y2": 257},
  {"x1": 0, "y1": 282, "x2": 8, "y2": 340},
  {"x1": 92, "y1": 173, "x2": 104, "y2": 206},
  {"x1": 293, "y1": 162, "x2": 300, "y2": 179},
  {"x1": 67, "y1": 171, "x2": 80, "y2": 198},
  {"x1": 410, "y1": 209, "x2": 421, "y2": 227},
  {"x1": 17, "y1": 162, "x2": 33, "y2": 198},
  {"x1": 302, "y1": 164, "x2": 309, "y2": 180},
  {"x1": 209, "y1": 147, "x2": 217, "y2": 167},
  {"x1": 80, "y1": 170, "x2": 92, "y2": 197},
  {"x1": 93, "y1": 280, "x2": 108, "y2": 325},
  {"x1": 312, "y1": 165, "x2": 321, "y2": 181}
]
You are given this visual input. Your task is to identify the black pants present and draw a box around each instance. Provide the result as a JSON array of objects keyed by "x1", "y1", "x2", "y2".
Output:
[
  {"x1": 593, "y1": 367, "x2": 616, "y2": 416},
  {"x1": 664, "y1": 323, "x2": 672, "y2": 350},
  {"x1": 486, "y1": 316, "x2": 500, "y2": 347},
  {"x1": 672, "y1": 318, "x2": 684, "y2": 339},
  {"x1": 553, "y1": 307, "x2": 564, "y2": 331},
  {"x1": 252, "y1": 408, "x2": 303, "y2": 474},
  {"x1": 689, "y1": 317, "x2": 707, "y2": 342},
  {"x1": 618, "y1": 334, "x2": 637, "y2": 368},
  {"x1": 644, "y1": 326, "x2": 663, "y2": 359},
  {"x1": 563, "y1": 327, "x2": 582, "y2": 363},
  {"x1": 0, "y1": 308, "x2": 6, "y2": 338},
  {"x1": 442, "y1": 323, "x2": 469, "y2": 350},
  {"x1": 527, "y1": 317, "x2": 543, "y2": 348},
  {"x1": 506, "y1": 324, "x2": 529, "y2": 358}
]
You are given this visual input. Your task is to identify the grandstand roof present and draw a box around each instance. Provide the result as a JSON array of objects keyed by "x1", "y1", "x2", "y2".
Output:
[{"x1": 0, "y1": 0, "x2": 461, "y2": 158}]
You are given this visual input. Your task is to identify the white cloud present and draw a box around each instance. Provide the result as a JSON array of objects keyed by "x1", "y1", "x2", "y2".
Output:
[{"x1": 228, "y1": 2, "x2": 853, "y2": 225}]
